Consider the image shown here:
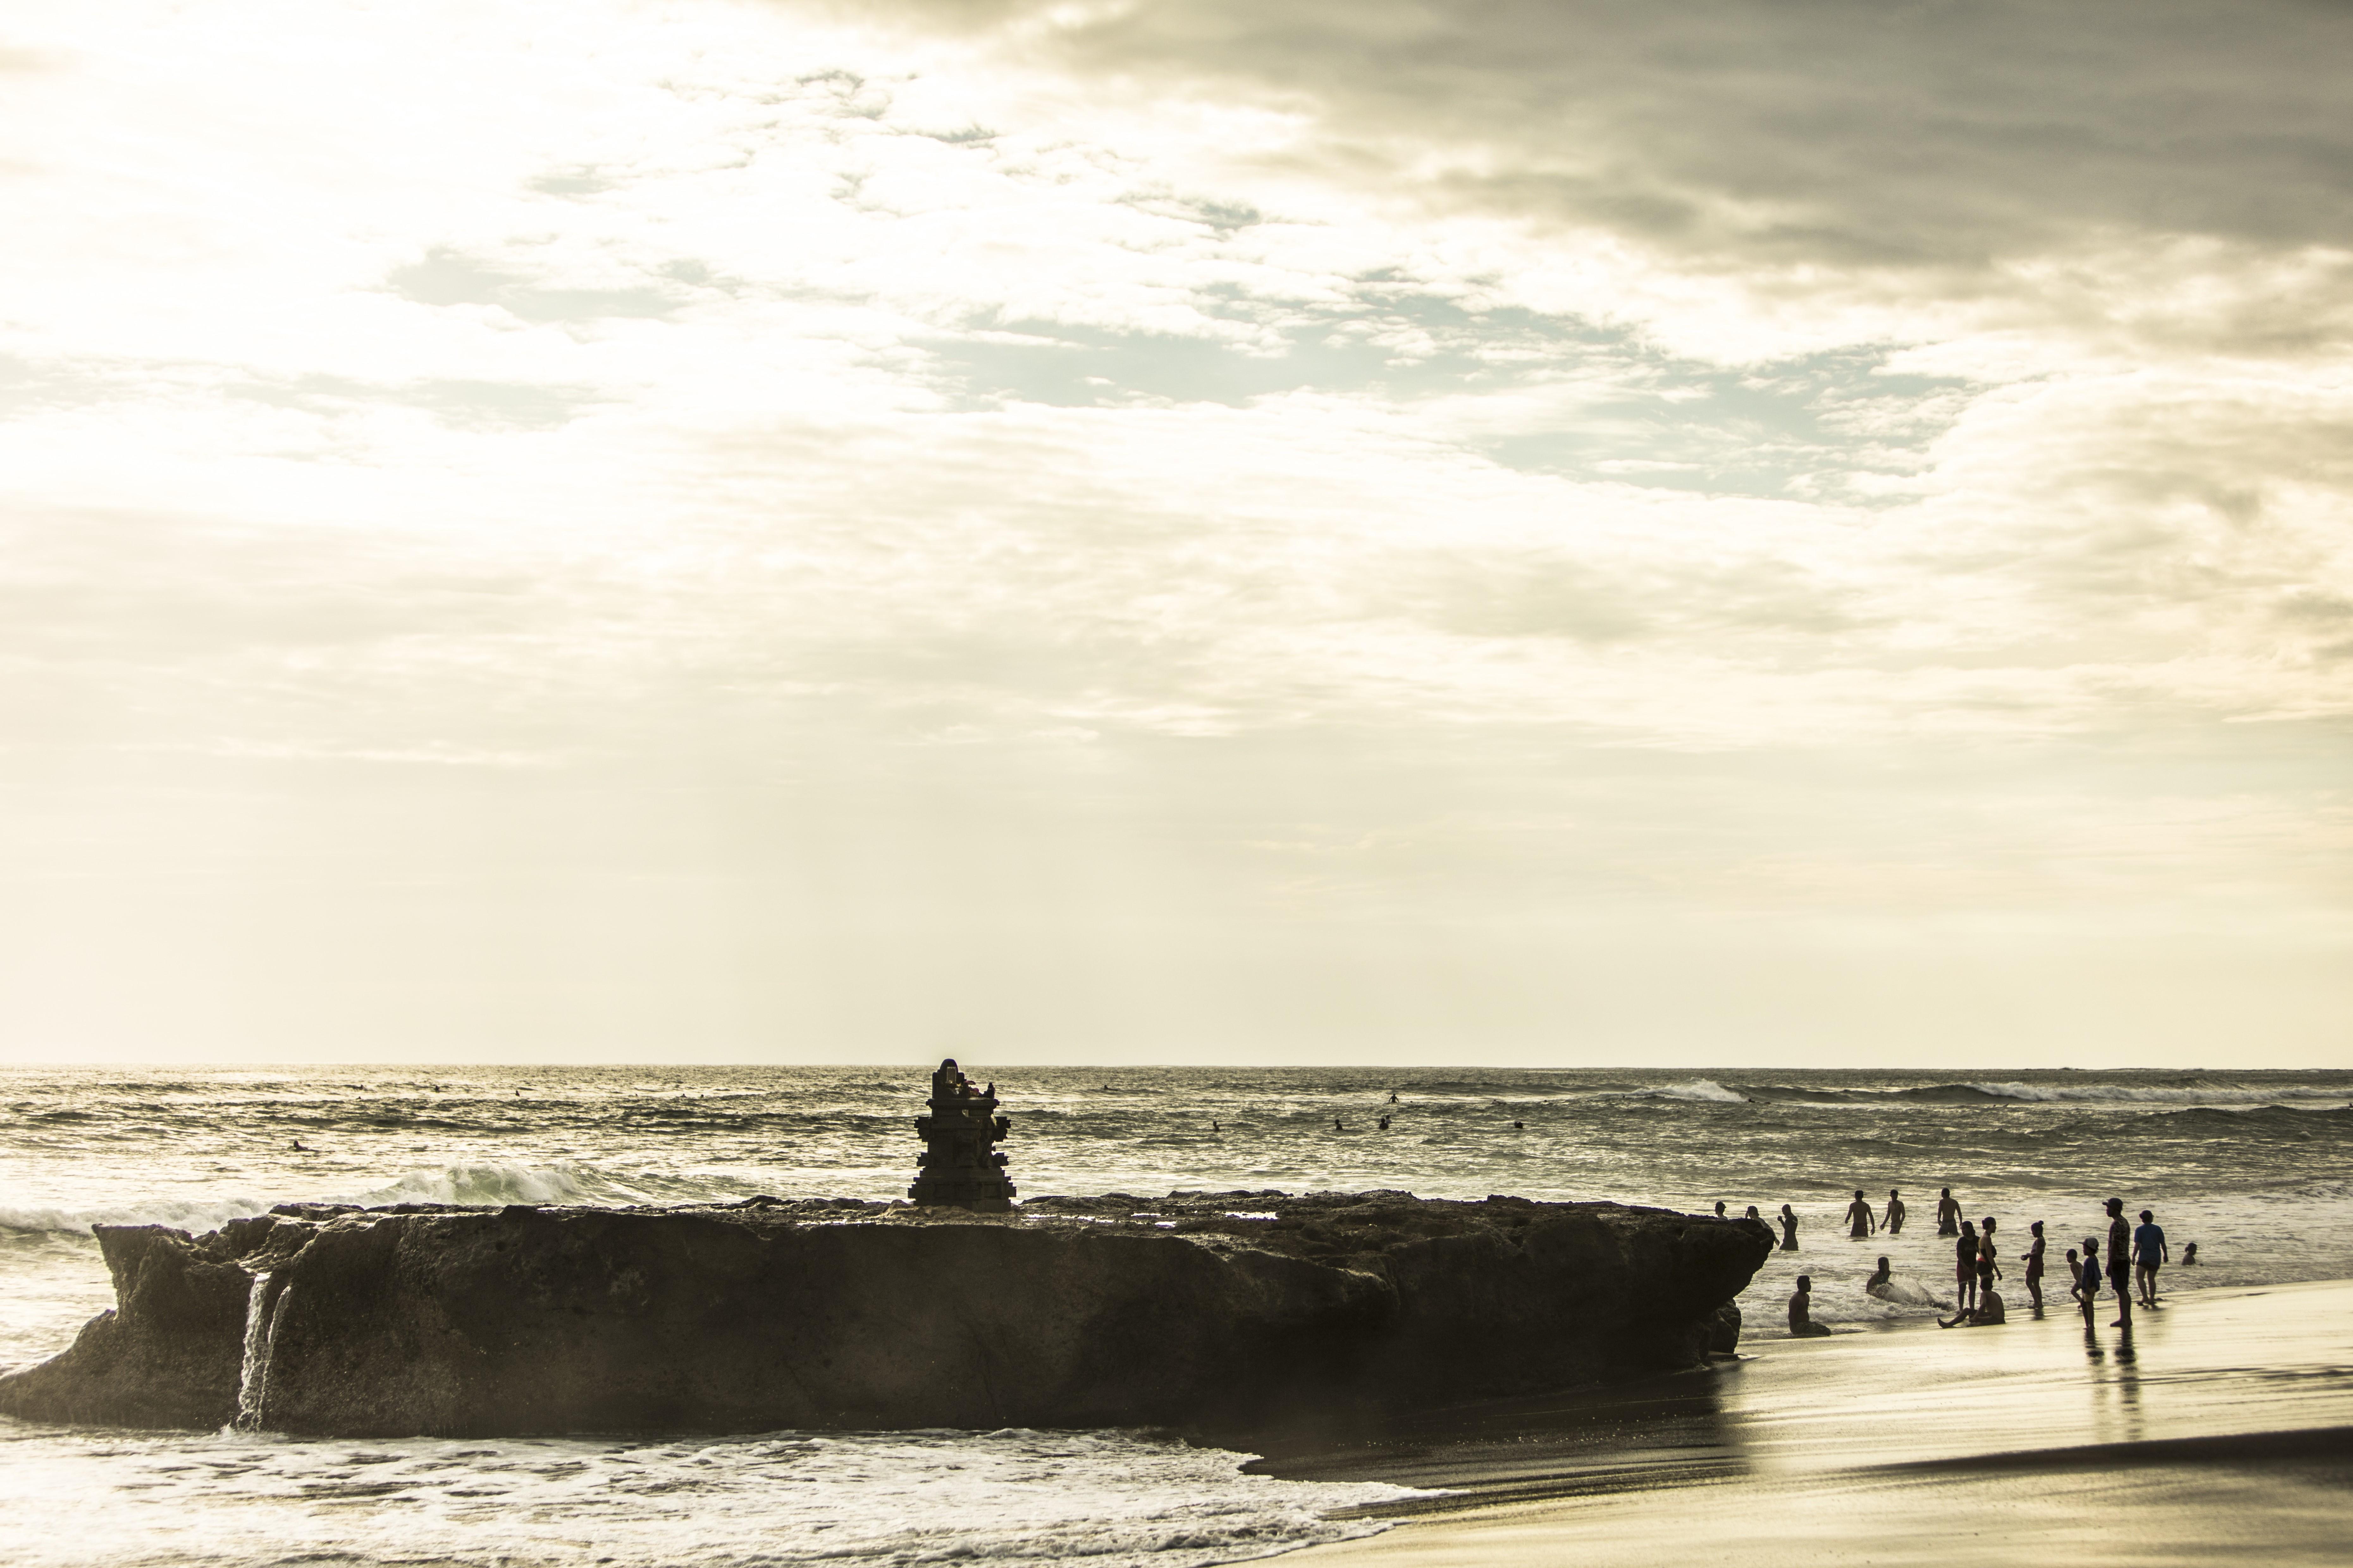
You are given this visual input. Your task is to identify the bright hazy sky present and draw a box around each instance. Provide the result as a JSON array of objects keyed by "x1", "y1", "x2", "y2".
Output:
[{"x1": 3, "y1": 1, "x2": 2348, "y2": 1067}]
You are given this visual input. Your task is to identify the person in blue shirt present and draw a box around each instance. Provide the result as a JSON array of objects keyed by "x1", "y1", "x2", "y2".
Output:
[{"x1": 2133, "y1": 1209, "x2": 2169, "y2": 1308}]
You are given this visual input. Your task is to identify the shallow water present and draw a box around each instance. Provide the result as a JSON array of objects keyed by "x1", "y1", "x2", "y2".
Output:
[{"x1": 3, "y1": 1064, "x2": 2348, "y2": 1565}]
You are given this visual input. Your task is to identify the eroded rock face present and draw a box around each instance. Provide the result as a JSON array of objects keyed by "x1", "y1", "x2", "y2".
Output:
[{"x1": 0, "y1": 1193, "x2": 1771, "y2": 1437}]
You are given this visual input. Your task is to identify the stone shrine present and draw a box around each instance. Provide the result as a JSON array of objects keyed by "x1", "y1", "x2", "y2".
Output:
[{"x1": 908, "y1": 1058, "x2": 1015, "y2": 1211}]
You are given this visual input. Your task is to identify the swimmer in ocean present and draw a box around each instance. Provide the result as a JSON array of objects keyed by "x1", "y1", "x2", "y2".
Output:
[
  {"x1": 1778, "y1": 1204, "x2": 1800, "y2": 1251},
  {"x1": 1936, "y1": 1188, "x2": 1962, "y2": 1236},
  {"x1": 1883, "y1": 1189, "x2": 1906, "y2": 1234}
]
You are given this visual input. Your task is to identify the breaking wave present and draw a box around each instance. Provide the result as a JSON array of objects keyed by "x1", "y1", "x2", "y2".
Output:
[{"x1": 1625, "y1": 1079, "x2": 1751, "y2": 1105}]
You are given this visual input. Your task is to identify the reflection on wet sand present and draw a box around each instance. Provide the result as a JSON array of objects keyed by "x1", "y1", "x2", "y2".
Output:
[{"x1": 1264, "y1": 1281, "x2": 2353, "y2": 1567}]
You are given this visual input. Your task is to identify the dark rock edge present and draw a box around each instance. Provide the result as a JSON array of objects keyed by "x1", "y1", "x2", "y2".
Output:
[{"x1": 0, "y1": 1190, "x2": 1770, "y2": 1438}]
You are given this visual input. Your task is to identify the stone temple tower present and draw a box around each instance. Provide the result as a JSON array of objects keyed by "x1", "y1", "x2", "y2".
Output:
[{"x1": 908, "y1": 1058, "x2": 1015, "y2": 1211}]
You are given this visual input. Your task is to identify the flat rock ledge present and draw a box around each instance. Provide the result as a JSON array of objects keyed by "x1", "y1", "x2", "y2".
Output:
[{"x1": 0, "y1": 1191, "x2": 1770, "y2": 1437}]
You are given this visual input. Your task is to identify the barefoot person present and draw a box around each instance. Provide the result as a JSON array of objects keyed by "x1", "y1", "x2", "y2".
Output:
[
  {"x1": 1936, "y1": 1188, "x2": 1962, "y2": 1236},
  {"x1": 1940, "y1": 1283, "x2": 2006, "y2": 1328},
  {"x1": 2020, "y1": 1221, "x2": 2048, "y2": 1312},
  {"x1": 1845, "y1": 1189, "x2": 1877, "y2": 1238},
  {"x1": 1883, "y1": 1189, "x2": 1906, "y2": 1234},
  {"x1": 2077, "y1": 1239, "x2": 2102, "y2": 1322},
  {"x1": 2134, "y1": 1209, "x2": 2169, "y2": 1308},
  {"x1": 2104, "y1": 1199, "x2": 2135, "y2": 1327},
  {"x1": 1788, "y1": 1275, "x2": 1832, "y2": 1337},
  {"x1": 1779, "y1": 1204, "x2": 1800, "y2": 1251},
  {"x1": 1977, "y1": 1216, "x2": 2002, "y2": 1303},
  {"x1": 1954, "y1": 1220, "x2": 1980, "y2": 1314}
]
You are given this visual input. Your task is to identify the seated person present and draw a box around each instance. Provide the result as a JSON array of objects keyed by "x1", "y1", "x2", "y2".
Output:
[
  {"x1": 1788, "y1": 1275, "x2": 1833, "y2": 1337},
  {"x1": 1941, "y1": 1286, "x2": 2007, "y2": 1328}
]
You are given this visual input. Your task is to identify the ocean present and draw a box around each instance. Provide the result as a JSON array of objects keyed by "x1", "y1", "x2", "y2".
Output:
[{"x1": 4, "y1": 1064, "x2": 2349, "y2": 1567}]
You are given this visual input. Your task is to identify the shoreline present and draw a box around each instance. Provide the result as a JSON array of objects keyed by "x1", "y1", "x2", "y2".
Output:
[{"x1": 1266, "y1": 1278, "x2": 2353, "y2": 1565}]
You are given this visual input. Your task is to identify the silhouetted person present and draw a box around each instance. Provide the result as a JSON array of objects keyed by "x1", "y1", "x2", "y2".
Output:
[
  {"x1": 2020, "y1": 1221, "x2": 2048, "y2": 1312},
  {"x1": 1788, "y1": 1275, "x2": 1832, "y2": 1337},
  {"x1": 1941, "y1": 1285, "x2": 2005, "y2": 1328},
  {"x1": 1955, "y1": 1221, "x2": 1980, "y2": 1313},
  {"x1": 1715, "y1": 1200, "x2": 1728, "y2": 1218},
  {"x1": 1388, "y1": 1092, "x2": 1399, "y2": 1104},
  {"x1": 1333, "y1": 1117, "x2": 1344, "y2": 1132},
  {"x1": 2182, "y1": 1241, "x2": 2198, "y2": 1266},
  {"x1": 2077, "y1": 1239, "x2": 2102, "y2": 1322},
  {"x1": 1512, "y1": 1120, "x2": 1524, "y2": 1129},
  {"x1": 2134, "y1": 1209, "x2": 2168, "y2": 1307},
  {"x1": 1745, "y1": 1204, "x2": 1762, "y2": 1222},
  {"x1": 1845, "y1": 1189, "x2": 1876, "y2": 1237},
  {"x1": 1884, "y1": 1189, "x2": 1906, "y2": 1234},
  {"x1": 290, "y1": 1139, "x2": 307, "y2": 1153},
  {"x1": 2104, "y1": 1199, "x2": 2134, "y2": 1326},
  {"x1": 1779, "y1": 1204, "x2": 1800, "y2": 1251},
  {"x1": 1210, "y1": 1120, "x2": 1220, "y2": 1133},
  {"x1": 1977, "y1": 1216, "x2": 2001, "y2": 1299},
  {"x1": 1377, "y1": 1115, "x2": 1391, "y2": 1130},
  {"x1": 1936, "y1": 1188, "x2": 1961, "y2": 1236},
  {"x1": 1863, "y1": 1255, "x2": 1900, "y2": 1304}
]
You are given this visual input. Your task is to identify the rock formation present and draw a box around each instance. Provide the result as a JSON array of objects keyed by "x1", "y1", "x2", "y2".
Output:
[{"x1": 0, "y1": 1192, "x2": 1773, "y2": 1438}]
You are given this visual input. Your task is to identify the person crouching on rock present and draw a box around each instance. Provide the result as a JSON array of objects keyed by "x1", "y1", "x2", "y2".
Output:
[{"x1": 1788, "y1": 1275, "x2": 1832, "y2": 1337}]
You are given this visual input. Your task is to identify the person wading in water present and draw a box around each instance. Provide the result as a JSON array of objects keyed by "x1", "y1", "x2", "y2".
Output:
[
  {"x1": 1845, "y1": 1189, "x2": 1877, "y2": 1238},
  {"x1": 2104, "y1": 1198, "x2": 2135, "y2": 1327},
  {"x1": 1936, "y1": 1189, "x2": 1962, "y2": 1236},
  {"x1": 1883, "y1": 1189, "x2": 1906, "y2": 1234},
  {"x1": 2020, "y1": 1220, "x2": 2048, "y2": 1313}
]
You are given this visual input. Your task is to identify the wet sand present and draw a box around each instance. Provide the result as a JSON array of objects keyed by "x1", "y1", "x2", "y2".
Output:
[{"x1": 1260, "y1": 1279, "x2": 2353, "y2": 1567}]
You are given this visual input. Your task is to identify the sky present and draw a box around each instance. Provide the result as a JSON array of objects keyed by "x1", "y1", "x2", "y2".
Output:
[{"x1": 1, "y1": 0, "x2": 2347, "y2": 1068}]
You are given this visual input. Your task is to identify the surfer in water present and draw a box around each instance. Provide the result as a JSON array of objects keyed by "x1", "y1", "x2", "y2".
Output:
[
  {"x1": 1936, "y1": 1188, "x2": 1962, "y2": 1236},
  {"x1": 1778, "y1": 1204, "x2": 1800, "y2": 1251},
  {"x1": 1866, "y1": 1257, "x2": 1947, "y2": 1310},
  {"x1": 1845, "y1": 1189, "x2": 1877, "y2": 1238},
  {"x1": 1883, "y1": 1189, "x2": 1906, "y2": 1234}
]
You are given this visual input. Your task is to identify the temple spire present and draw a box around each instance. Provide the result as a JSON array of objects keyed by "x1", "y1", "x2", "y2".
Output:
[{"x1": 907, "y1": 1058, "x2": 1016, "y2": 1211}]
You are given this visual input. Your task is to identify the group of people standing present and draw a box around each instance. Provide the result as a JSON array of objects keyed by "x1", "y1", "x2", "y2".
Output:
[{"x1": 1729, "y1": 1188, "x2": 2180, "y2": 1338}]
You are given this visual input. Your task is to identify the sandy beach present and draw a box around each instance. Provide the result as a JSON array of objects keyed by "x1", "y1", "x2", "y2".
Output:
[{"x1": 1262, "y1": 1279, "x2": 2353, "y2": 1566}]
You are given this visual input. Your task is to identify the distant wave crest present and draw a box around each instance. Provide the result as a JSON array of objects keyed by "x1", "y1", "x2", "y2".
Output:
[
  {"x1": 0, "y1": 1160, "x2": 764, "y2": 1239},
  {"x1": 1629, "y1": 1079, "x2": 1751, "y2": 1105}
]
